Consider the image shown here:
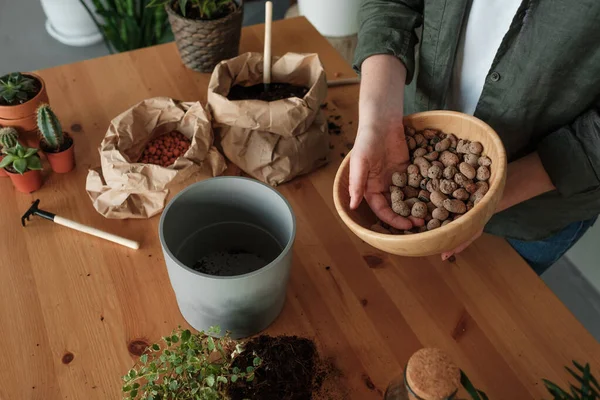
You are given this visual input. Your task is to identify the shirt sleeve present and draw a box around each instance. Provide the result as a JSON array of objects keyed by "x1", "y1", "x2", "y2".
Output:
[
  {"x1": 537, "y1": 104, "x2": 600, "y2": 197},
  {"x1": 352, "y1": 0, "x2": 424, "y2": 84}
]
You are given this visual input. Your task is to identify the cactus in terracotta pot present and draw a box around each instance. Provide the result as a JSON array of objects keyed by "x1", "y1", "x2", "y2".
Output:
[
  {"x1": 36, "y1": 103, "x2": 75, "y2": 173},
  {"x1": 37, "y1": 103, "x2": 64, "y2": 151},
  {"x1": 0, "y1": 127, "x2": 19, "y2": 151}
]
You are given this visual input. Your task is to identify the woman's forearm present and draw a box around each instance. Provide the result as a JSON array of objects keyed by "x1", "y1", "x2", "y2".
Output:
[
  {"x1": 358, "y1": 55, "x2": 407, "y2": 132},
  {"x1": 497, "y1": 152, "x2": 556, "y2": 212}
]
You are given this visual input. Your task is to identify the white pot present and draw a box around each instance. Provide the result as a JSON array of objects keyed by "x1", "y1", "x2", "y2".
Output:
[
  {"x1": 298, "y1": 0, "x2": 360, "y2": 37},
  {"x1": 40, "y1": 0, "x2": 103, "y2": 47}
]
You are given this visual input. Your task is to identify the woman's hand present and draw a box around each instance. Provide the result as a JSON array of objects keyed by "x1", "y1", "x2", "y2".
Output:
[{"x1": 349, "y1": 55, "x2": 424, "y2": 230}]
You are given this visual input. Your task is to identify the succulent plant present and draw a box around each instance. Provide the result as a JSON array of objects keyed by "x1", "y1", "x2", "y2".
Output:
[
  {"x1": 37, "y1": 103, "x2": 64, "y2": 151},
  {"x1": 0, "y1": 127, "x2": 19, "y2": 151},
  {"x1": 0, "y1": 73, "x2": 38, "y2": 105},
  {"x1": 0, "y1": 143, "x2": 42, "y2": 174}
]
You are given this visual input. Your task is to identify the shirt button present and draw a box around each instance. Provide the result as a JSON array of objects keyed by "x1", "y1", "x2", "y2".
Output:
[{"x1": 490, "y1": 71, "x2": 501, "y2": 82}]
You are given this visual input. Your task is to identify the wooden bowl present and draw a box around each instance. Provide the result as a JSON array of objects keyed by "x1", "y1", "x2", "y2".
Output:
[{"x1": 333, "y1": 111, "x2": 507, "y2": 257}]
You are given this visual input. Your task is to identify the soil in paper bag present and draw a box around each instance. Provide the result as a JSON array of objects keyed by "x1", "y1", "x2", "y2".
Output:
[{"x1": 227, "y1": 83, "x2": 309, "y2": 102}]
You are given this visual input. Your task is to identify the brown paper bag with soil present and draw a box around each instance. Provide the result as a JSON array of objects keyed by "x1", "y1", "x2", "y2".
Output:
[
  {"x1": 207, "y1": 52, "x2": 329, "y2": 186},
  {"x1": 86, "y1": 97, "x2": 227, "y2": 219}
]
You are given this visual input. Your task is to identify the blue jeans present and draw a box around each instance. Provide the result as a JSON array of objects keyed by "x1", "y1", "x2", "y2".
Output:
[{"x1": 507, "y1": 218, "x2": 597, "y2": 276}]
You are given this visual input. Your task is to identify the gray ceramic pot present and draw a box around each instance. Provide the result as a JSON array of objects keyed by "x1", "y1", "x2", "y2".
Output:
[{"x1": 159, "y1": 177, "x2": 296, "y2": 339}]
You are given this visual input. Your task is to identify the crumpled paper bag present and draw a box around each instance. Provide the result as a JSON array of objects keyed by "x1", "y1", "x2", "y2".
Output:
[
  {"x1": 207, "y1": 52, "x2": 329, "y2": 186},
  {"x1": 86, "y1": 97, "x2": 226, "y2": 219}
]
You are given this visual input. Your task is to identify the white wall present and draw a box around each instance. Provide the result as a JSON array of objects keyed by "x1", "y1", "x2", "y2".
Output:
[{"x1": 566, "y1": 222, "x2": 600, "y2": 293}]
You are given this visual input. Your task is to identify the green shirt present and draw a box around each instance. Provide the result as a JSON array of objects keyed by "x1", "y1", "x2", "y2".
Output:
[{"x1": 354, "y1": 0, "x2": 600, "y2": 241}]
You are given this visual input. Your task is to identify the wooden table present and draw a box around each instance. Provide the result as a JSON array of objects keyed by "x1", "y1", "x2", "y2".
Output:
[{"x1": 1, "y1": 17, "x2": 598, "y2": 400}]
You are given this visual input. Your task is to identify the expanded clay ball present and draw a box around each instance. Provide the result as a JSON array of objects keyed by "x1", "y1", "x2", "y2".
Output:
[
  {"x1": 407, "y1": 164, "x2": 420, "y2": 175},
  {"x1": 391, "y1": 186, "x2": 405, "y2": 202},
  {"x1": 443, "y1": 165, "x2": 458, "y2": 180},
  {"x1": 392, "y1": 199, "x2": 411, "y2": 217},
  {"x1": 392, "y1": 172, "x2": 408, "y2": 187},
  {"x1": 371, "y1": 223, "x2": 390, "y2": 234},
  {"x1": 427, "y1": 219, "x2": 441, "y2": 230},
  {"x1": 432, "y1": 207, "x2": 449, "y2": 221},
  {"x1": 428, "y1": 165, "x2": 443, "y2": 179},
  {"x1": 469, "y1": 141, "x2": 483, "y2": 155},
  {"x1": 477, "y1": 165, "x2": 491, "y2": 181},
  {"x1": 439, "y1": 151, "x2": 460, "y2": 167},
  {"x1": 378, "y1": 126, "x2": 493, "y2": 235},
  {"x1": 411, "y1": 202, "x2": 428, "y2": 219},
  {"x1": 459, "y1": 162, "x2": 476, "y2": 180}
]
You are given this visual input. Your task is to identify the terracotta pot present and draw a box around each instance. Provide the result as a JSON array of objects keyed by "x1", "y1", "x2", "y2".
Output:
[
  {"x1": 0, "y1": 73, "x2": 49, "y2": 133},
  {"x1": 0, "y1": 155, "x2": 7, "y2": 177},
  {"x1": 6, "y1": 169, "x2": 43, "y2": 193},
  {"x1": 42, "y1": 136, "x2": 75, "y2": 173}
]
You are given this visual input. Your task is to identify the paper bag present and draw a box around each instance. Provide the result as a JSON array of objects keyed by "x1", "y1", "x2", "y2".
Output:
[
  {"x1": 86, "y1": 97, "x2": 227, "y2": 219},
  {"x1": 207, "y1": 52, "x2": 329, "y2": 186}
]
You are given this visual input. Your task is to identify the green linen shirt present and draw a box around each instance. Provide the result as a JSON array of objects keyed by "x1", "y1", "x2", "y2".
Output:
[{"x1": 353, "y1": 0, "x2": 600, "y2": 241}]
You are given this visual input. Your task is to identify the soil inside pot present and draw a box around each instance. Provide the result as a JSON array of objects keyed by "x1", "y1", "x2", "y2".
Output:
[
  {"x1": 0, "y1": 75, "x2": 42, "y2": 106},
  {"x1": 177, "y1": 221, "x2": 283, "y2": 276},
  {"x1": 40, "y1": 134, "x2": 73, "y2": 153},
  {"x1": 227, "y1": 83, "x2": 310, "y2": 102},
  {"x1": 171, "y1": 0, "x2": 236, "y2": 20},
  {"x1": 228, "y1": 335, "x2": 324, "y2": 400}
]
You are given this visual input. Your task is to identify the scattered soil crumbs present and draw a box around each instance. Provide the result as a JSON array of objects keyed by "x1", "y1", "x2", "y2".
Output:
[
  {"x1": 228, "y1": 336, "x2": 319, "y2": 400},
  {"x1": 227, "y1": 83, "x2": 309, "y2": 102},
  {"x1": 228, "y1": 336, "x2": 346, "y2": 400},
  {"x1": 327, "y1": 121, "x2": 342, "y2": 135}
]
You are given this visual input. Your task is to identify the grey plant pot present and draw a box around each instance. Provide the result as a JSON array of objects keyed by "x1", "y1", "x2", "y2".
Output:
[{"x1": 159, "y1": 177, "x2": 296, "y2": 339}]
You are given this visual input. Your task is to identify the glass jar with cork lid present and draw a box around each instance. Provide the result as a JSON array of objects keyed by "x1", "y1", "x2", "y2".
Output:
[{"x1": 385, "y1": 348, "x2": 461, "y2": 400}]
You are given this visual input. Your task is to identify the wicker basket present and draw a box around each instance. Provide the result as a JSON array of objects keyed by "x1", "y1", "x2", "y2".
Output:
[{"x1": 166, "y1": 1, "x2": 244, "y2": 73}]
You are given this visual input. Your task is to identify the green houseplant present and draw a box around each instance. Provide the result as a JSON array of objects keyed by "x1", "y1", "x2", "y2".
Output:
[
  {"x1": 0, "y1": 127, "x2": 19, "y2": 178},
  {"x1": 148, "y1": 0, "x2": 243, "y2": 72},
  {"x1": 37, "y1": 103, "x2": 76, "y2": 173},
  {"x1": 0, "y1": 73, "x2": 49, "y2": 134},
  {"x1": 79, "y1": 0, "x2": 173, "y2": 53},
  {"x1": 122, "y1": 327, "x2": 261, "y2": 400},
  {"x1": 0, "y1": 143, "x2": 43, "y2": 193},
  {"x1": 461, "y1": 361, "x2": 598, "y2": 400}
]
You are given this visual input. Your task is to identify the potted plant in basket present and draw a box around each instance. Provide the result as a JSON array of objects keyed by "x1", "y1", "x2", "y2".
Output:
[
  {"x1": 0, "y1": 143, "x2": 43, "y2": 193},
  {"x1": 148, "y1": 0, "x2": 244, "y2": 73},
  {"x1": 0, "y1": 73, "x2": 49, "y2": 136},
  {"x1": 37, "y1": 103, "x2": 75, "y2": 173},
  {"x1": 0, "y1": 127, "x2": 19, "y2": 178}
]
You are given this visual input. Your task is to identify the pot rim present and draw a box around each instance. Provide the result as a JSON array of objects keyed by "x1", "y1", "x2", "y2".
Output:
[
  {"x1": 40, "y1": 133, "x2": 74, "y2": 154},
  {"x1": 159, "y1": 176, "x2": 296, "y2": 281},
  {"x1": 0, "y1": 72, "x2": 46, "y2": 114},
  {"x1": 165, "y1": 0, "x2": 243, "y2": 24},
  {"x1": 5, "y1": 167, "x2": 41, "y2": 176}
]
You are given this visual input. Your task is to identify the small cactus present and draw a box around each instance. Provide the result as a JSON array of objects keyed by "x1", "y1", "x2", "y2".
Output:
[
  {"x1": 37, "y1": 103, "x2": 64, "y2": 150},
  {"x1": 0, "y1": 127, "x2": 19, "y2": 150}
]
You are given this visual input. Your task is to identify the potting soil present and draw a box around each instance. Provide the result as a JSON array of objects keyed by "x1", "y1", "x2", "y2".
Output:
[{"x1": 227, "y1": 83, "x2": 309, "y2": 102}]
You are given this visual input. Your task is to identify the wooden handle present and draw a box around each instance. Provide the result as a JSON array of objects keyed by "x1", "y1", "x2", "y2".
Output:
[
  {"x1": 327, "y1": 77, "x2": 361, "y2": 87},
  {"x1": 263, "y1": 1, "x2": 273, "y2": 85},
  {"x1": 54, "y1": 216, "x2": 140, "y2": 250}
]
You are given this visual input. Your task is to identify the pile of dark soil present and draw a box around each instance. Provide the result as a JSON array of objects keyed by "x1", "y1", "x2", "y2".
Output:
[
  {"x1": 228, "y1": 335, "x2": 322, "y2": 400},
  {"x1": 227, "y1": 83, "x2": 309, "y2": 102}
]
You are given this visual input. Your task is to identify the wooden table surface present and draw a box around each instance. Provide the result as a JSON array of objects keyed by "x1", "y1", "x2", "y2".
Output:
[{"x1": 1, "y1": 17, "x2": 599, "y2": 400}]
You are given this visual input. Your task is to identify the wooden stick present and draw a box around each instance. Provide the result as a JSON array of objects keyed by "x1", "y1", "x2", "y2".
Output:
[
  {"x1": 53, "y1": 216, "x2": 140, "y2": 250},
  {"x1": 327, "y1": 77, "x2": 361, "y2": 87},
  {"x1": 263, "y1": 1, "x2": 273, "y2": 87}
]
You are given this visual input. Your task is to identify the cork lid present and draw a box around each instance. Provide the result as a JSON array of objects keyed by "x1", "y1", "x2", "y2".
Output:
[{"x1": 405, "y1": 348, "x2": 460, "y2": 400}]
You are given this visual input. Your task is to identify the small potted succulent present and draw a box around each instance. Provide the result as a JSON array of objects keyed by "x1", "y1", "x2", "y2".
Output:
[
  {"x1": 37, "y1": 103, "x2": 75, "y2": 173},
  {"x1": 0, "y1": 73, "x2": 49, "y2": 137},
  {"x1": 0, "y1": 143, "x2": 43, "y2": 193},
  {"x1": 0, "y1": 127, "x2": 19, "y2": 177},
  {"x1": 149, "y1": 0, "x2": 244, "y2": 72}
]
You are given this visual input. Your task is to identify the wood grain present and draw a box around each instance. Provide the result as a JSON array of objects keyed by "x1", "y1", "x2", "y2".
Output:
[
  {"x1": 0, "y1": 17, "x2": 598, "y2": 400},
  {"x1": 334, "y1": 111, "x2": 507, "y2": 257}
]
